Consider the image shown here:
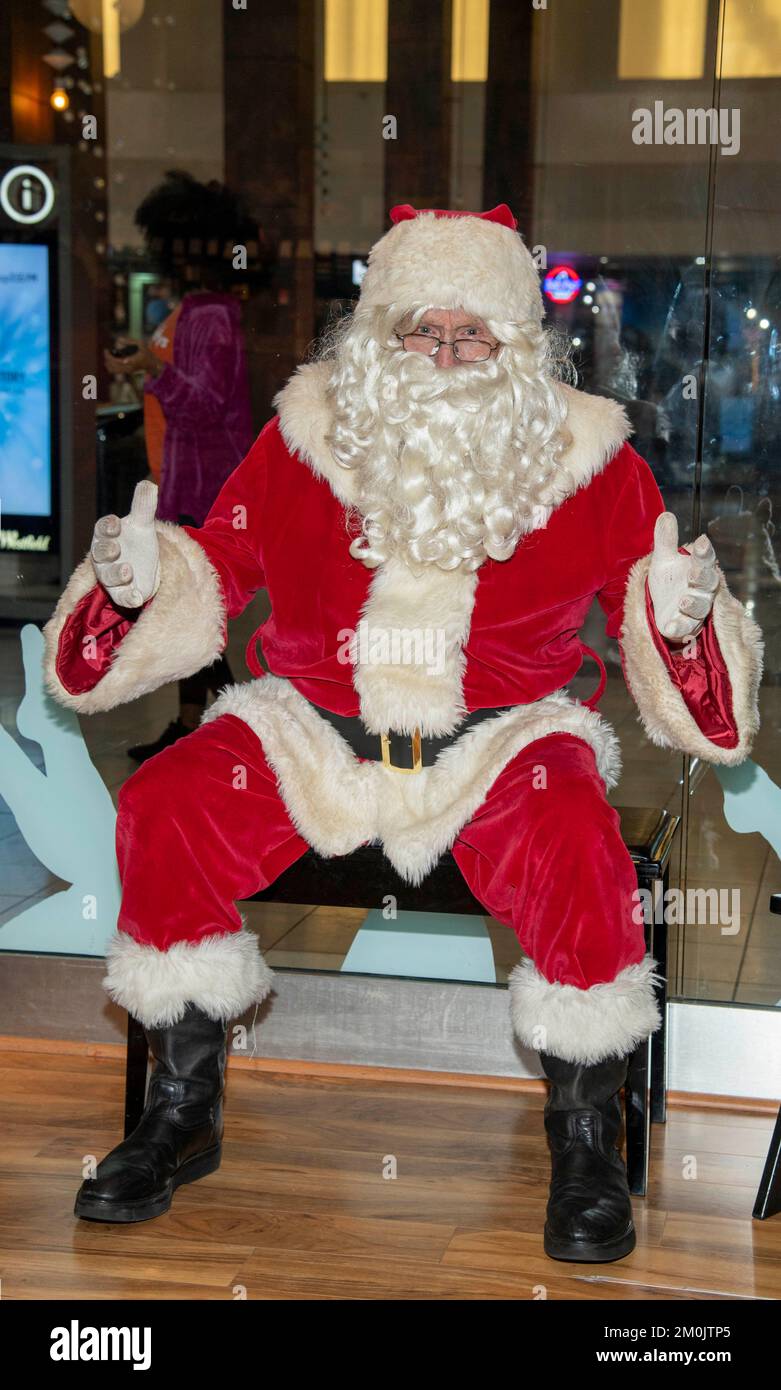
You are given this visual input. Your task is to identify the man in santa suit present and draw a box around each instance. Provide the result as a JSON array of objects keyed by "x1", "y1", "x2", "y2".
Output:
[{"x1": 44, "y1": 205, "x2": 762, "y2": 1262}]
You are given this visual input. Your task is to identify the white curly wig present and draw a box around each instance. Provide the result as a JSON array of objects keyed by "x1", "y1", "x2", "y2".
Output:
[{"x1": 316, "y1": 300, "x2": 575, "y2": 574}]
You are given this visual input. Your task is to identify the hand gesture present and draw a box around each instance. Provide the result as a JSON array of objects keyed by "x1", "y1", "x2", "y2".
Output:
[
  {"x1": 104, "y1": 340, "x2": 163, "y2": 377},
  {"x1": 90, "y1": 481, "x2": 161, "y2": 609},
  {"x1": 648, "y1": 512, "x2": 719, "y2": 642}
]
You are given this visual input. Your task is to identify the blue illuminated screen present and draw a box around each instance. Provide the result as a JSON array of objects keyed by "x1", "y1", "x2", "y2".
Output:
[{"x1": 0, "y1": 243, "x2": 52, "y2": 516}]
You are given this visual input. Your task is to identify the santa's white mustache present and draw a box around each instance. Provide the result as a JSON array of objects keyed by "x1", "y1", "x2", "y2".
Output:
[{"x1": 379, "y1": 348, "x2": 505, "y2": 411}]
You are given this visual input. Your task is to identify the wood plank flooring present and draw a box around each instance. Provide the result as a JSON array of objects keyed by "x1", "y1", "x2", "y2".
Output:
[{"x1": 0, "y1": 1047, "x2": 778, "y2": 1301}]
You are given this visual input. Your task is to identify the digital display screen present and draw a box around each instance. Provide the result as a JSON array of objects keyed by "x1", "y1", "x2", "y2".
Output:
[{"x1": 0, "y1": 242, "x2": 52, "y2": 517}]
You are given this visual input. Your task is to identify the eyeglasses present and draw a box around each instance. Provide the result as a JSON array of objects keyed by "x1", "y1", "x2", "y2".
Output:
[{"x1": 395, "y1": 331, "x2": 497, "y2": 363}]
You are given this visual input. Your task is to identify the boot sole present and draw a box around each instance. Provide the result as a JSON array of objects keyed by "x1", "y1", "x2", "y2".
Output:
[
  {"x1": 74, "y1": 1144, "x2": 222, "y2": 1224},
  {"x1": 544, "y1": 1221, "x2": 636, "y2": 1263}
]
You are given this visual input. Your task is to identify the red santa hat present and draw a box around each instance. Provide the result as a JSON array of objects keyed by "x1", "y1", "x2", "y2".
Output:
[{"x1": 358, "y1": 203, "x2": 543, "y2": 327}]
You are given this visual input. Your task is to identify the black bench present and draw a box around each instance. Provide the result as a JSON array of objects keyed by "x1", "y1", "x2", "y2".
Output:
[
  {"x1": 752, "y1": 893, "x2": 781, "y2": 1220},
  {"x1": 124, "y1": 803, "x2": 679, "y2": 1198}
]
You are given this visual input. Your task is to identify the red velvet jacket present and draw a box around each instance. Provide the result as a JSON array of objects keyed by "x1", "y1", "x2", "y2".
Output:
[
  {"x1": 54, "y1": 415, "x2": 736, "y2": 748},
  {"x1": 177, "y1": 418, "x2": 736, "y2": 745}
]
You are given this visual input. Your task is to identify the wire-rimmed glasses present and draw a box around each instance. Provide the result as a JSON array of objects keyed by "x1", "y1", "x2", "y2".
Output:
[{"x1": 395, "y1": 331, "x2": 497, "y2": 362}]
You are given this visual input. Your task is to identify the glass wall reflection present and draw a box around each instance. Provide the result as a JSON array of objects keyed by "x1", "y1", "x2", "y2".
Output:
[{"x1": 0, "y1": 0, "x2": 778, "y2": 1009}]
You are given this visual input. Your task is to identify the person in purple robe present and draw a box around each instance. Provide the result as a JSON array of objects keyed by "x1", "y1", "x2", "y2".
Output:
[{"x1": 104, "y1": 171, "x2": 255, "y2": 760}]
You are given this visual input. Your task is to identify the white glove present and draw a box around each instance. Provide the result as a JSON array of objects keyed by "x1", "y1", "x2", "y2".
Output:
[
  {"x1": 648, "y1": 512, "x2": 719, "y2": 642},
  {"x1": 90, "y1": 480, "x2": 161, "y2": 609}
]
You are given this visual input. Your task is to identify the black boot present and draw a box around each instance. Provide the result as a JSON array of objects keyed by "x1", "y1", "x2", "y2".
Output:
[
  {"x1": 539, "y1": 1050, "x2": 635, "y2": 1263},
  {"x1": 127, "y1": 718, "x2": 195, "y2": 764},
  {"x1": 75, "y1": 1004, "x2": 227, "y2": 1224}
]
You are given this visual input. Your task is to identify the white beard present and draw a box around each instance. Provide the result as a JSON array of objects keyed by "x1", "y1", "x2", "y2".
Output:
[{"x1": 325, "y1": 314, "x2": 571, "y2": 574}]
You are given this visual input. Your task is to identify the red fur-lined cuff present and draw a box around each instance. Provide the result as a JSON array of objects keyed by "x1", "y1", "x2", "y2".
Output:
[
  {"x1": 43, "y1": 523, "x2": 227, "y2": 714},
  {"x1": 644, "y1": 579, "x2": 739, "y2": 749},
  {"x1": 56, "y1": 586, "x2": 150, "y2": 695},
  {"x1": 619, "y1": 551, "x2": 762, "y2": 765}
]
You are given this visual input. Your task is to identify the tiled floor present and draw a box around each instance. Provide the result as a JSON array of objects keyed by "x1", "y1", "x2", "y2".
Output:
[{"x1": 1, "y1": 593, "x2": 779, "y2": 1006}]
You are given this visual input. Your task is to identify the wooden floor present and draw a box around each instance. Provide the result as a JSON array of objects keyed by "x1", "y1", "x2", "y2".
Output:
[{"x1": 0, "y1": 1047, "x2": 779, "y2": 1301}]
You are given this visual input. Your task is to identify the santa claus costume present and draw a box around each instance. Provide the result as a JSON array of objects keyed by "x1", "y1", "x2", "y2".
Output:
[{"x1": 43, "y1": 205, "x2": 762, "y2": 1262}]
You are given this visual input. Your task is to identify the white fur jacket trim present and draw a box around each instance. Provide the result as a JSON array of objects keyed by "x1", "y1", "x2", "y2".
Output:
[
  {"x1": 274, "y1": 360, "x2": 632, "y2": 518},
  {"x1": 201, "y1": 675, "x2": 621, "y2": 887},
  {"x1": 274, "y1": 364, "x2": 631, "y2": 737}
]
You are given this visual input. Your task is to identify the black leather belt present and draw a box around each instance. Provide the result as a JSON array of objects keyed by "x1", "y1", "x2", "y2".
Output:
[{"x1": 314, "y1": 704, "x2": 511, "y2": 772}]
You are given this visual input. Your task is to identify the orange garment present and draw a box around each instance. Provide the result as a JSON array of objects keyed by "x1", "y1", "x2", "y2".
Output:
[{"x1": 143, "y1": 302, "x2": 182, "y2": 483}]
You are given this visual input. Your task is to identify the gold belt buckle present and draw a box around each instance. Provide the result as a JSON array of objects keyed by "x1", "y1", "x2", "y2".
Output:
[{"x1": 380, "y1": 727, "x2": 423, "y2": 774}]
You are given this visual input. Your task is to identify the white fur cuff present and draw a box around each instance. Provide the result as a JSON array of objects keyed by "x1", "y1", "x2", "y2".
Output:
[
  {"x1": 42, "y1": 523, "x2": 226, "y2": 714},
  {"x1": 508, "y1": 954, "x2": 662, "y2": 1065},
  {"x1": 103, "y1": 927, "x2": 275, "y2": 1029},
  {"x1": 621, "y1": 552, "x2": 763, "y2": 766}
]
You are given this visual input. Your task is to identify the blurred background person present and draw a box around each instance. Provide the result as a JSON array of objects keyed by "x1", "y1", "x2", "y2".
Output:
[{"x1": 104, "y1": 170, "x2": 256, "y2": 761}]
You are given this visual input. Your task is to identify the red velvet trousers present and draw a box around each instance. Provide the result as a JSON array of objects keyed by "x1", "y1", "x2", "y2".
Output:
[{"x1": 115, "y1": 713, "x2": 645, "y2": 990}]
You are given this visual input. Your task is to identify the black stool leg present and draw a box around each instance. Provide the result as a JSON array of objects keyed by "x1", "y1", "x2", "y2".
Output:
[
  {"x1": 625, "y1": 1034, "x2": 651, "y2": 1197},
  {"x1": 650, "y1": 867, "x2": 669, "y2": 1125},
  {"x1": 753, "y1": 1107, "x2": 781, "y2": 1220},
  {"x1": 623, "y1": 865, "x2": 659, "y2": 1197},
  {"x1": 124, "y1": 1012, "x2": 149, "y2": 1139}
]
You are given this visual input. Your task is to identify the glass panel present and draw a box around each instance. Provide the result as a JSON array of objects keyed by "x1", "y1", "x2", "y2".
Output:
[
  {"x1": 681, "y1": 0, "x2": 781, "y2": 1005},
  {"x1": 0, "y1": 0, "x2": 777, "y2": 1021}
]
